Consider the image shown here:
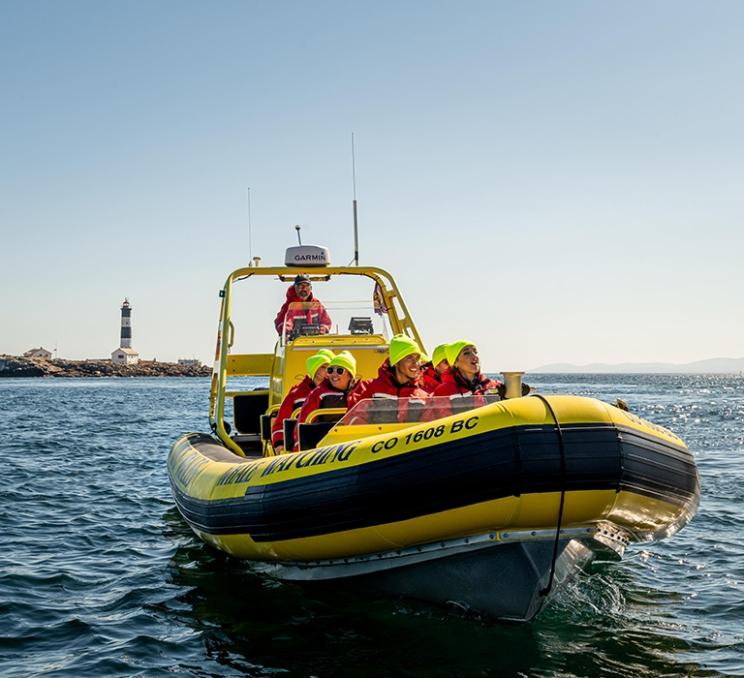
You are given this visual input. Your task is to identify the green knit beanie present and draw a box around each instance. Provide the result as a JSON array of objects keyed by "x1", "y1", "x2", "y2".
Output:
[
  {"x1": 432, "y1": 344, "x2": 448, "y2": 368},
  {"x1": 389, "y1": 334, "x2": 423, "y2": 366},
  {"x1": 444, "y1": 340, "x2": 476, "y2": 369},
  {"x1": 328, "y1": 351, "x2": 357, "y2": 378},
  {"x1": 306, "y1": 350, "x2": 334, "y2": 379}
]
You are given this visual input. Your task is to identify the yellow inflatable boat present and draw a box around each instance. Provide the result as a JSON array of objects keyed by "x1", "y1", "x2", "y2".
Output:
[{"x1": 168, "y1": 245, "x2": 699, "y2": 621}]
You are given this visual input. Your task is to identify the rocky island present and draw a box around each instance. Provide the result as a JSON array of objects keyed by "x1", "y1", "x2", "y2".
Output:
[{"x1": 0, "y1": 355, "x2": 212, "y2": 378}]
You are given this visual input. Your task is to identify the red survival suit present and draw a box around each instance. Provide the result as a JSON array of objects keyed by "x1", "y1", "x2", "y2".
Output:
[
  {"x1": 426, "y1": 369, "x2": 503, "y2": 420},
  {"x1": 274, "y1": 287, "x2": 332, "y2": 336},
  {"x1": 432, "y1": 369, "x2": 503, "y2": 397},
  {"x1": 271, "y1": 375, "x2": 315, "y2": 451},
  {"x1": 346, "y1": 359, "x2": 430, "y2": 424},
  {"x1": 419, "y1": 362, "x2": 444, "y2": 393},
  {"x1": 293, "y1": 379, "x2": 353, "y2": 451}
]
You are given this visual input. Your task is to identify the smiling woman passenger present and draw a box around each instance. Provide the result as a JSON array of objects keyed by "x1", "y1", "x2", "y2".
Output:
[
  {"x1": 346, "y1": 334, "x2": 430, "y2": 423},
  {"x1": 271, "y1": 349, "x2": 334, "y2": 453},
  {"x1": 433, "y1": 340, "x2": 503, "y2": 398},
  {"x1": 293, "y1": 351, "x2": 358, "y2": 451}
]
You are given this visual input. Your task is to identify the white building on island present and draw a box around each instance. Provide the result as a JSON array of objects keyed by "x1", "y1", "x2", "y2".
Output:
[
  {"x1": 111, "y1": 298, "x2": 139, "y2": 366},
  {"x1": 111, "y1": 347, "x2": 140, "y2": 365},
  {"x1": 24, "y1": 347, "x2": 53, "y2": 360}
]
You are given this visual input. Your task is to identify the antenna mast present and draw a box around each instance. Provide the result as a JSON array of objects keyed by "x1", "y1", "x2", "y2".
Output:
[
  {"x1": 351, "y1": 133, "x2": 359, "y2": 266},
  {"x1": 295, "y1": 224, "x2": 302, "y2": 245},
  {"x1": 247, "y1": 186, "x2": 253, "y2": 262}
]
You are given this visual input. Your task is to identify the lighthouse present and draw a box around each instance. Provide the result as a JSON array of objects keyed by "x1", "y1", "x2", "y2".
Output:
[
  {"x1": 111, "y1": 298, "x2": 140, "y2": 366},
  {"x1": 120, "y1": 298, "x2": 132, "y2": 347}
]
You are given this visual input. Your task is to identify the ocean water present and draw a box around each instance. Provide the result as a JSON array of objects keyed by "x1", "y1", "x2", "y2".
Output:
[{"x1": 1, "y1": 374, "x2": 742, "y2": 677}]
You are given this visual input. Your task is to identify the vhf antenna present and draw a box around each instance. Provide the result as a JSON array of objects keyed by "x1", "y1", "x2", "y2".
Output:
[
  {"x1": 247, "y1": 186, "x2": 253, "y2": 262},
  {"x1": 295, "y1": 224, "x2": 302, "y2": 245},
  {"x1": 351, "y1": 133, "x2": 359, "y2": 266}
]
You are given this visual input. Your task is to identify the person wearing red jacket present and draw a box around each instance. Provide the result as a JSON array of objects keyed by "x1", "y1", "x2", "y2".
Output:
[
  {"x1": 420, "y1": 343, "x2": 450, "y2": 393},
  {"x1": 293, "y1": 351, "x2": 358, "y2": 451},
  {"x1": 426, "y1": 340, "x2": 503, "y2": 420},
  {"x1": 274, "y1": 274, "x2": 332, "y2": 337},
  {"x1": 347, "y1": 334, "x2": 430, "y2": 424},
  {"x1": 271, "y1": 349, "x2": 334, "y2": 453},
  {"x1": 433, "y1": 340, "x2": 503, "y2": 398}
]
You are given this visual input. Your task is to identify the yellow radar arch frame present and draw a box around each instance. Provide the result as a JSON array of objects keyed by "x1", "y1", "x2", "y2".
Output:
[{"x1": 209, "y1": 264, "x2": 424, "y2": 456}]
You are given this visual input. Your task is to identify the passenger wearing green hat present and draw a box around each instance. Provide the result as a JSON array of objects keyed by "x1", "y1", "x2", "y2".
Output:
[
  {"x1": 432, "y1": 344, "x2": 449, "y2": 373},
  {"x1": 347, "y1": 334, "x2": 429, "y2": 422},
  {"x1": 419, "y1": 343, "x2": 450, "y2": 393},
  {"x1": 419, "y1": 340, "x2": 507, "y2": 421},
  {"x1": 294, "y1": 351, "x2": 359, "y2": 451},
  {"x1": 433, "y1": 340, "x2": 503, "y2": 398},
  {"x1": 271, "y1": 349, "x2": 334, "y2": 452}
]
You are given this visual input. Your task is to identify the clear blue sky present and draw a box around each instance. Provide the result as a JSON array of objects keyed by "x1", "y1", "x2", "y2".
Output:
[{"x1": 2, "y1": 1, "x2": 742, "y2": 370}]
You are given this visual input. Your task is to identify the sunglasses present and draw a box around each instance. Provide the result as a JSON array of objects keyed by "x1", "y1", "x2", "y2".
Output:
[{"x1": 326, "y1": 366, "x2": 347, "y2": 375}]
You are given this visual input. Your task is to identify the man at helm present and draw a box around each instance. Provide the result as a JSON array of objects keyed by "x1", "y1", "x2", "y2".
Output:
[{"x1": 274, "y1": 274, "x2": 332, "y2": 336}]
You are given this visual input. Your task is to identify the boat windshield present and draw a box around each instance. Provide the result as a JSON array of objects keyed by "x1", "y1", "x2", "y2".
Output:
[
  {"x1": 337, "y1": 394, "x2": 502, "y2": 425},
  {"x1": 280, "y1": 300, "x2": 388, "y2": 345}
]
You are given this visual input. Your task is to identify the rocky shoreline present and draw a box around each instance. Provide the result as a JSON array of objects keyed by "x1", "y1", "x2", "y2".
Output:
[{"x1": 0, "y1": 355, "x2": 212, "y2": 378}]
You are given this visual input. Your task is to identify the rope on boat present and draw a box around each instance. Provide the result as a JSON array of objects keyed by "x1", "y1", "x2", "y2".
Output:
[{"x1": 533, "y1": 394, "x2": 567, "y2": 597}]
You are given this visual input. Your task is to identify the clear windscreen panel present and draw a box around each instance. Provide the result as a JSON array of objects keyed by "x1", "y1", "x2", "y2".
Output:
[
  {"x1": 280, "y1": 300, "x2": 389, "y2": 345},
  {"x1": 338, "y1": 394, "x2": 502, "y2": 426}
]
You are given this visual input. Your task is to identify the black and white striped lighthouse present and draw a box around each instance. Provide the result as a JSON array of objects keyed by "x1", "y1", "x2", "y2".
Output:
[
  {"x1": 120, "y1": 298, "x2": 132, "y2": 348},
  {"x1": 111, "y1": 298, "x2": 139, "y2": 365}
]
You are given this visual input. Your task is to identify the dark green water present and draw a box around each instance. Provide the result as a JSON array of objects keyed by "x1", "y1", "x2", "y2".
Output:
[{"x1": 1, "y1": 375, "x2": 742, "y2": 676}]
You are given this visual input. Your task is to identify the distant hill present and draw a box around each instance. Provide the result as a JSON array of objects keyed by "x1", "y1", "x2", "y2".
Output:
[{"x1": 530, "y1": 357, "x2": 744, "y2": 374}]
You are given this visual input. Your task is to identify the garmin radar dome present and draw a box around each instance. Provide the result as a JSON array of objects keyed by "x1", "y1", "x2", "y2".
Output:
[{"x1": 285, "y1": 245, "x2": 330, "y2": 267}]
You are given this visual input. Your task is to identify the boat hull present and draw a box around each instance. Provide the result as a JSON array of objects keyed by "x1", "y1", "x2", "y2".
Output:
[
  {"x1": 168, "y1": 395, "x2": 699, "y2": 620},
  {"x1": 257, "y1": 526, "x2": 619, "y2": 621},
  {"x1": 350, "y1": 537, "x2": 594, "y2": 622}
]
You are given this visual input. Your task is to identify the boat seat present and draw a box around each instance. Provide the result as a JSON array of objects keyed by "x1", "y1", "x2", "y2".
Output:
[
  {"x1": 297, "y1": 421, "x2": 337, "y2": 451},
  {"x1": 260, "y1": 413, "x2": 275, "y2": 442},
  {"x1": 231, "y1": 433, "x2": 264, "y2": 455},
  {"x1": 233, "y1": 392, "x2": 269, "y2": 434},
  {"x1": 283, "y1": 419, "x2": 298, "y2": 449}
]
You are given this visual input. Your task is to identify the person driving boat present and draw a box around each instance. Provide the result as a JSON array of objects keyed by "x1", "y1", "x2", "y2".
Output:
[{"x1": 274, "y1": 274, "x2": 332, "y2": 336}]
